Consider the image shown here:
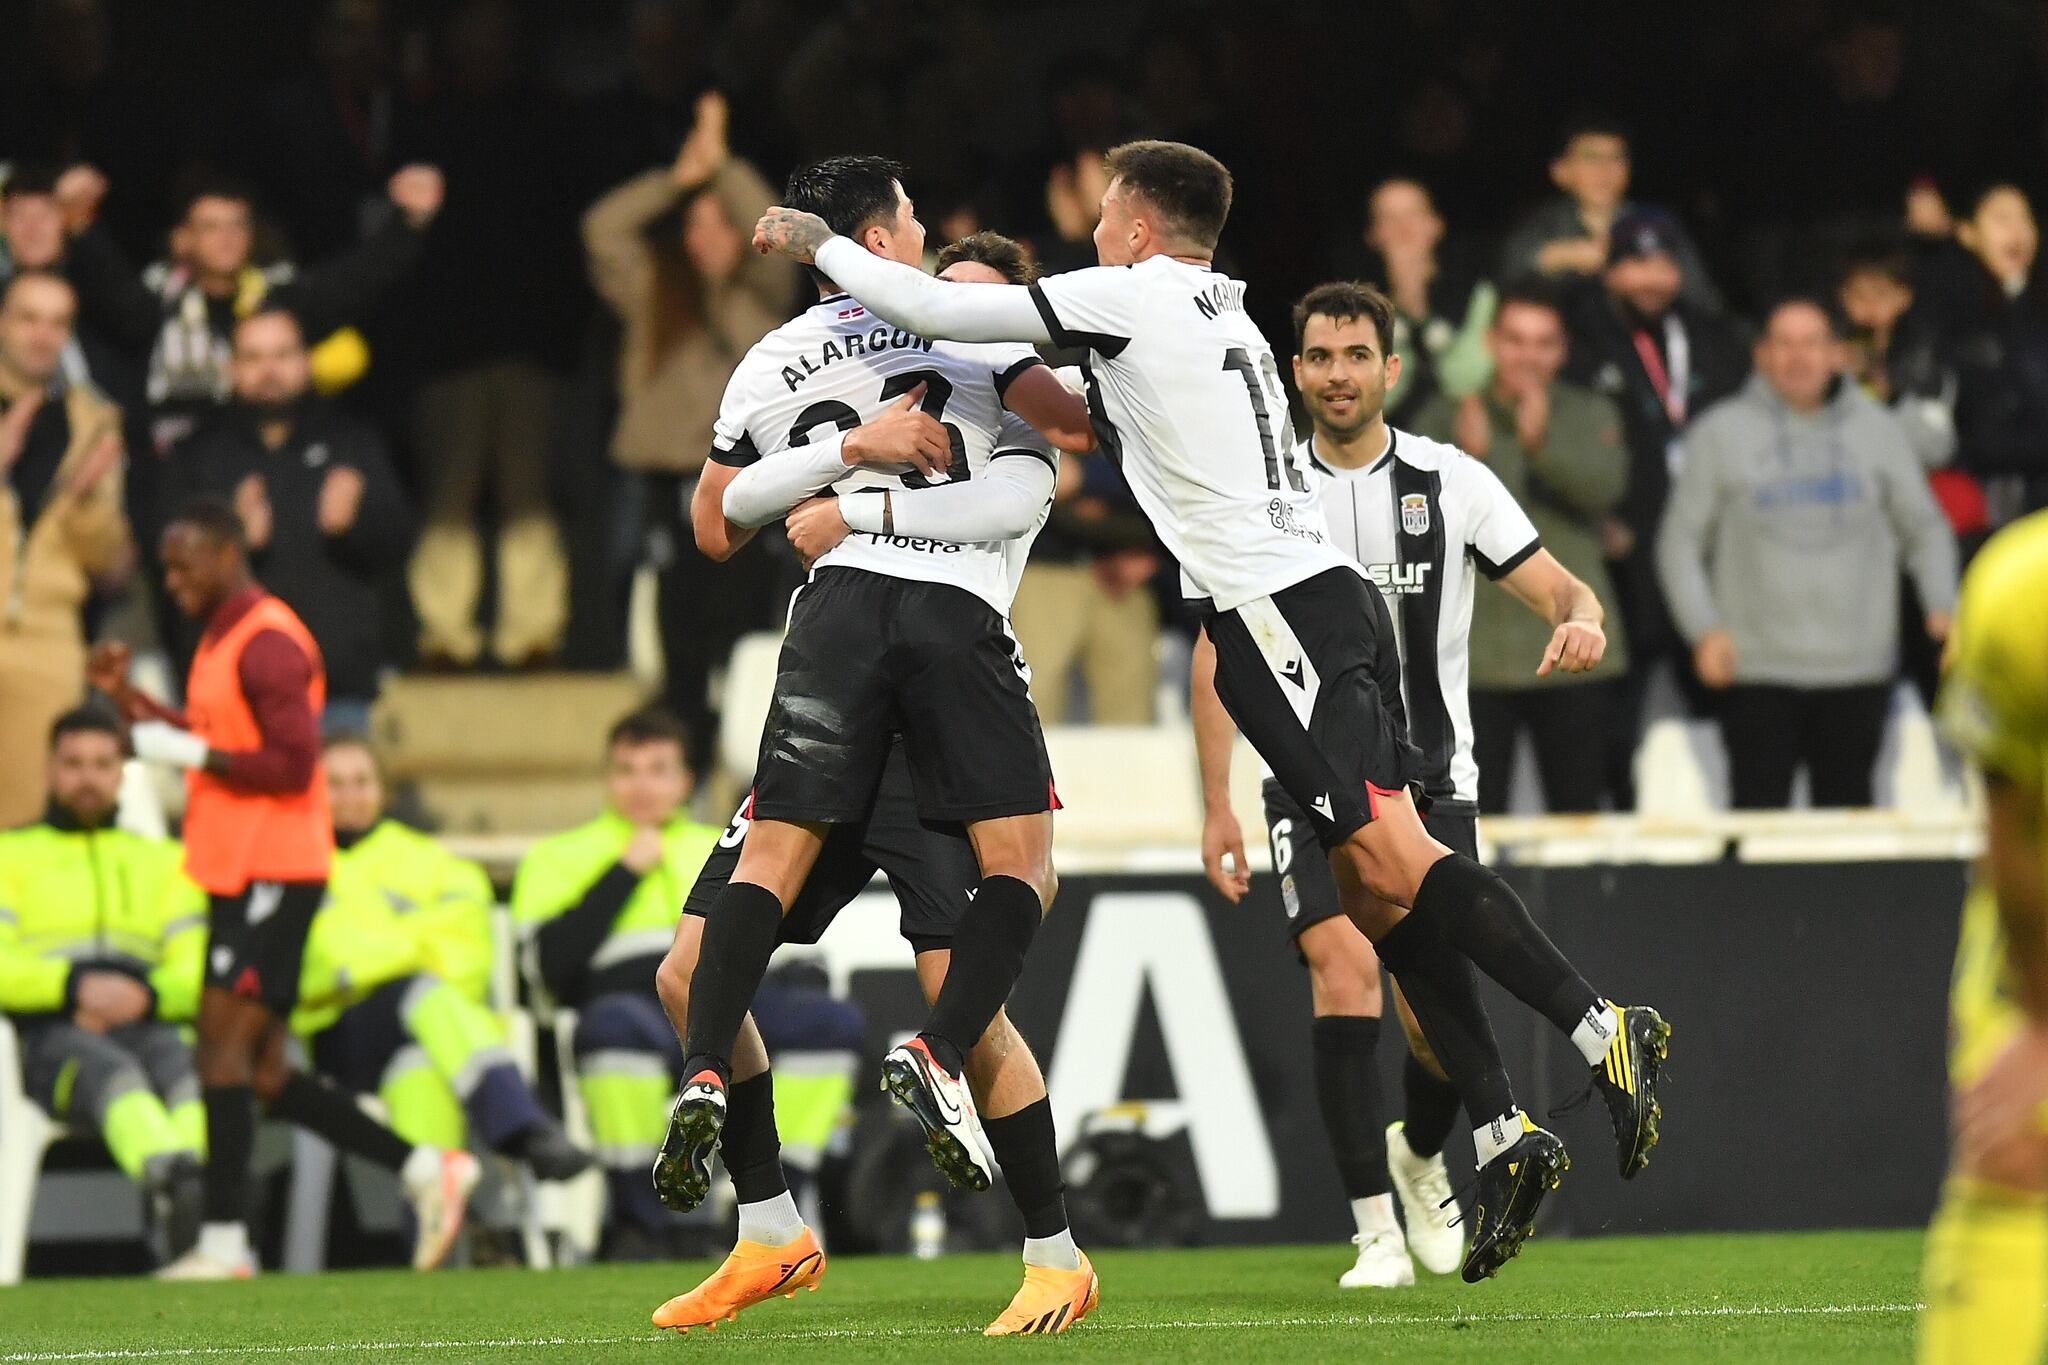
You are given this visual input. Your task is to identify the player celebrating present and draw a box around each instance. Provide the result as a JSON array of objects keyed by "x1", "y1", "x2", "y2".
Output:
[
  {"x1": 90, "y1": 499, "x2": 477, "y2": 1279},
  {"x1": 1918, "y1": 509, "x2": 2048, "y2": 1364},
  {"x1": 1194, "y1": 282, "x2": 1624, "y2": 1288},
  {"x1": 755, "y1": 139, "x2": 1669, "y2": 1280},
  {"x1": 674, "y1": 158, "x2": 1095, "y2": 1283},
  {"x1": 649, "y1": 233, "x2": 1096, "y2": 1337}
]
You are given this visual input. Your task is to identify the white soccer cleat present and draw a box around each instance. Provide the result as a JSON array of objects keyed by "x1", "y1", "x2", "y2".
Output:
[
  {"x1": 879, "y1": 1036, "x2": 994, "y2": 1191},
  {"x1": 154, "y1": 1247, "x2": 254, "y2": 1281},
  {"x1": 404, "y1": 1147, "x2": 481, "y2": 1270},
  {"x1": 1386, "y1": 1121, "x2": 1464, "y2": 1276},
  {"x1": 1339, "y1": 1228, "x2": 1416, "y2": 1289}
]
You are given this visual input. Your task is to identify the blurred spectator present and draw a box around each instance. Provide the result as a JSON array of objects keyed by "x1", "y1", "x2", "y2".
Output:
[
  {"x1": 399, "y1": 0, "x2": 576, "y2": 670},
  {"x1": 1364, "y1": 177, "x2": 1495, "y2": 425},
  {"x1": 1565, "y1": 208, "x2": 1747, "y2": 807},
  {"x1": 1657, "y1": 299, "x2": 1957, "y2": 809},
  {"x1": 238, "y1": 0, "x2": 404, "y2": 262},
  {"x1": 56, "y1": 162, "x2": 443, "y2": 455},
  {"x1": 1840, "y1": 243, "x2": 1958, "y2": 707},
  {"x1": 1040, "y1": 150, "x2": 1110, "y2": 275},
  {"x1": 1416, "y1": 286, "x2": 1629, "y2": 813},
  {"x1": 301, "y1": 735, "x2": 593, "y2": 1180},
  {"x1": 1500, "y1": 117, "x2": 1724, "y2": 314},
  {"x1": 0, "y1": 708, "x2": 205, "y2": 1258},
  {"x1": 509, "y1": 708, "x2": 719, "y2": 1257},
  {"x1": 583, "y1": 92, "x2": 795, "y2": 768},
  {"x1": 1918, "y1": 182, "x2": 2048, "y2": 535},
  {"x1": 169, "y1": 308, "x2": 410, "y2": 735},
  {"x1": 0, "y1": 270, "x2": 126, "y2": 828}
]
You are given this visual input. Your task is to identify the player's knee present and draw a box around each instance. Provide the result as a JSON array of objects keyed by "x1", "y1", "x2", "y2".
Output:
[
  {"x1": 1308, "y1": 957, "x2": 1381, "y2": 1017},
  {"x1": 654, "y1": 948, "x2": 693, "y2": 1020}
]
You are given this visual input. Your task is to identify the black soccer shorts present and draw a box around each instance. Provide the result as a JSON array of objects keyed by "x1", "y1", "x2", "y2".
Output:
[
  {"x1": 688, "y1": 739, "x2": 982, "y2": 955},
  {"x1": 1262, "y1": 777, "x2": 1478, "y2": 942},
  {"x1": 204, "y1": 879, "x2": 325, "y2": 1015},
  {"x1": 751, "y1": 567, "x2": 1056, "y2": 825},
  {"x1": 1204, "y1": 567, "x2": 1426, "y2": 850}
]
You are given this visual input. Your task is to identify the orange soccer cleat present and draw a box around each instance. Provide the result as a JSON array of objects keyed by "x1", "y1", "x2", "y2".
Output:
[
  {"x1": 983, "y1": 1249, "x2": 1099, "y2": 1336},
  {"x1": 650, "y1": 1227, "x2": 826, "y2": 1333}
]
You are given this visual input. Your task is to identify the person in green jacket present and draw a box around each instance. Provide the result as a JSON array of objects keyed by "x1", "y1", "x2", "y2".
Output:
[
  {"x1": 0, "y1": 708, "x2": 207, "y2": 1254},
  {"x1": 1415, "y1": 284, "x2": 1633, "y2": 812},
  {"x1": 510, "y1": 707, "x2": 719, "y2": 1251},
  {"x1": 289, "y1": 736, "x2": 591, "y2": 1181}
]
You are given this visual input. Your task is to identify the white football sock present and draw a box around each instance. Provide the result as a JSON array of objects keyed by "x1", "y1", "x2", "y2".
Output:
[
  {"x1": 400, "y1": 1145, "x2": 442, "y2": 1187},
  {"x1": 1351, "y1": 1193, "x2": 1400, "y2": 1241},
  {"x1": 737, "y1": 1191, "x2": 805, "y2": 1246},
  {"x1": 1473, "y1": 1110, "x2": 1523, "y2": 1167},
  {"x1": 1023, "y1": 1228, "x2": 1080, "y2": 1270},
  {"x1": 197, "y1": 1220, "x2": 249, "y2": 1266},
  {"x1": 1570, "y1": 1001, "x2": 1620, "y2": 1067}
]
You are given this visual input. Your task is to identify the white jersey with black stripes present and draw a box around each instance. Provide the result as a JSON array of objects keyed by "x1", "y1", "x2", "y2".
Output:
[
  {"x1": 708, "y1": 290, "x2": 1049, "y2": 614},
  {"x1": 1292, "y1": 426, "x2": 1541, "y2": 808}
]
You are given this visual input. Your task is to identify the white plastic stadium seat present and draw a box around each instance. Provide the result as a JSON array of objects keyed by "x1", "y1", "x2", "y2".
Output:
[
  {"x1": 0, "y1": 1012, "x2": 68, "y2": 1285},
  {"x1": 1633, "y1": 718, "x2": 1716, "y2": 818},
  {"x1": 718, "y1": 631, "x2": 786, "y2": 786},
  {"x1": 1042, "y1": 726, "x2": 1204, "y2": 848}
]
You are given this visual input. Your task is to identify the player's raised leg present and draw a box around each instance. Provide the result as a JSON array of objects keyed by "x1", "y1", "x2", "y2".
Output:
[{"x1": 913, "y1": 950, "x2": 1096, "y2": 1335}]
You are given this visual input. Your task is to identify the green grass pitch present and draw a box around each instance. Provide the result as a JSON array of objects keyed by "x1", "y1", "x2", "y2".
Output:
[{"x1": 0, "y1": 1230, "x2": 1922, "y2": 1364}]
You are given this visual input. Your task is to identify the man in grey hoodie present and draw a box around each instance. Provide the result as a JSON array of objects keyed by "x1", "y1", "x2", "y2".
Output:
[{"x1": 1657, "y1": 298, "x2": 1958, "y2": 809}]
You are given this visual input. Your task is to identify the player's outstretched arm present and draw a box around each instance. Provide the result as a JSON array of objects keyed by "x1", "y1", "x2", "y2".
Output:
[
  {"x1": 1498, "y1": 548, "x2": 1607, "y2": 676},
  {"x1": 1004, "y1": 363, "x2": 1094, "y2": 454},
  {"x1": 753, "y1": 213, "x2": 1051, "y2": 345},
  {"x1": 723, "y1": 388, "x2": 953, "y2": 530},
  {"x1": 1190, "y1": 627, "x2": 1251, "y2": 903}
]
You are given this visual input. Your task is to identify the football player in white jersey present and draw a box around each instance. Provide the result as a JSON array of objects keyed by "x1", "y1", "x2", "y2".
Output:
[
  {"x1": 756, "y1": 140, "x2": 1669, "y2": 1282},
  {"x1": 1193, "y1": 282, "x2": 1625, "y2": 1289},
  {"x1": 652, "y1": 233, "x2": 1099, "y2": 1337},
  {"x1": 672, "y1": 158, "x2": 1102, "y2": 1299}
]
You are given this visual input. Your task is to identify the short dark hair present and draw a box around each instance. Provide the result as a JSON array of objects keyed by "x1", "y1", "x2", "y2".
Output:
[
  {"x1": 1103, "y1": 140, "x2": 1233, "y2": 251},
  {"x1": 1493, "y1": 278, "x2": 1566, "y2": 326},
  {"x1": 1839, "y1": 238, "x2": 1912, "y2": 289},
  {"x1": 175, "y1": 171, "x2": 257, "y2": 223},
  {"x1": 607, "y1": 705, "x2": 690, "y2": 762},
  {"x1": 233, "y1": 303, "x2": 305, "y2": 347},
  {"x1": 784, "y1": 155, "x2": 908, "y2": 242},
  {"x1": 936, "y1": 231, "x2": 1038, "y2": 285},
  {"x1": 1555, "y1": 114, "x2": 1632, "y2": 158},
  {"x1": 3, "y1": 164, "x2": 61, "y2": 199},
  {"x1": 1291, "y1": 281, "x2": 1395, "y2": 356},
  {"x1": 165, "y1": 495, "x2": 248, "y2": 553},
  {"x1": 49, "y1": 704, "x2": 121, "y2": 751},
  {"x1": 1963, "y1": 180, "x2": 2031, "y2": 223},
  {"x1": 1764, "y1": 294, "x2": 1845, "y2": 339}
]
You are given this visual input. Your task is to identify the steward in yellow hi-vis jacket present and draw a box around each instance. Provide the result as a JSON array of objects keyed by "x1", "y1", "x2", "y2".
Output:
[
  {"x1": 0, "y1": 709, "x2": 206, "y2": 1252},
  {"x1": 509, "y1": 710, "x2": 716, "y2": 1244},
  {"x1": 302, "y1": 737, "x2": 591, "y2": 1179}
]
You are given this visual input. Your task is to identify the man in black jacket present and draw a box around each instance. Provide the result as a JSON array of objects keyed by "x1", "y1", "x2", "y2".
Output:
[
  {"x1": 170, "y1": 307, "x2": 412, "y2": 732},
  {"x1": 1564, "y1": 209, "x2": 1748, "y2": 806}
]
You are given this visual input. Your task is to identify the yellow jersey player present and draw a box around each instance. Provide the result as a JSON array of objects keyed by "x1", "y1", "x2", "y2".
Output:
[{"x1": 1920, "y1": 508, "x2": 2048, "y2": 1365}]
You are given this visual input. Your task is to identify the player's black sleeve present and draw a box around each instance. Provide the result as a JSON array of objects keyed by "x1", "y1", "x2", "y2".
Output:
[
  {"x1": 532, "y1": 863, "x2": 642, "y2": 998},
  {"x1": 708, "y1": 433, "x2": 762, "y2": 468}
]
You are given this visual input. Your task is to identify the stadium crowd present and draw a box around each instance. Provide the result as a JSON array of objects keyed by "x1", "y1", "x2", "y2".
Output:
[{"x1": 1, "y1": 1, "x2": 2043, "y2": 821}]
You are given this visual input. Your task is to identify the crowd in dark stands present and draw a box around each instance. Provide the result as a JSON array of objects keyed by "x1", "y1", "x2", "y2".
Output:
[{"x1": 4, "y1": 0, "x2": 2047, "y2": 815}]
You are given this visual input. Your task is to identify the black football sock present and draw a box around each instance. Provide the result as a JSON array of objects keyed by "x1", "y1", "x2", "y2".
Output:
[
  {"x1": 1311, "y1": 1015, "x2": 1391, "y2": 1200},
  {"x1": 923, "y1": 875, "x2": 1041, "y2": 1078},
  {"x1": 720, "y1": 1072, "x2": 789, "y2": 1204},
  {"x1": 201, "y1": 1085, "x2": 256, "y2": 1223},
  {"x1": 682, "y1": 881, "x2": 786, "y2": 1085},
  {"x1": 271, "y1": 1071, "x2": 413, "y2": 1171},
  {"x1": 1409, "y1": 854, "x2": 1600, "y2": 1037},
  {"x1": 1399, "y1": 1052, "x2": 1462, "y2": 1159},
  {"x1": 1373, "y1": 915, "x2": 1515, "y2": 1124},
  {"x1": 982, "y1": 1097, "x2": 1068, "y2": 1238}
]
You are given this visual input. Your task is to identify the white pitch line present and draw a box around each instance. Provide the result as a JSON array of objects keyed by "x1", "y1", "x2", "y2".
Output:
[{"x1": 0, "y1": 1303, "x2": 1925, "y2": 1361}]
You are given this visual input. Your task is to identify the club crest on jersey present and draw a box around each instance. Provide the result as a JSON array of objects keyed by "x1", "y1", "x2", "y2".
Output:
[{"x1": 1400, "y1": 493, "x2": 1431, "y2": 536}]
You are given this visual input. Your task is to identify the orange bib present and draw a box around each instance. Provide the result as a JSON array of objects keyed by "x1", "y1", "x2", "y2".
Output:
[{"x1": 182, "y1": 594, "x2": 331, "y2": 894}]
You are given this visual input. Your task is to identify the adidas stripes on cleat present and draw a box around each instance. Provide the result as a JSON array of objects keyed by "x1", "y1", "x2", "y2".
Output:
[{"x1": 1590, "y1": 1005, "x2": 1672, "y2": 1179}]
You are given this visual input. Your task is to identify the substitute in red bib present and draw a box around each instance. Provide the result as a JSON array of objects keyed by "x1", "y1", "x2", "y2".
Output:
[{"x1": 91, "y1": 497, "x2": 477, "y2": 1280}]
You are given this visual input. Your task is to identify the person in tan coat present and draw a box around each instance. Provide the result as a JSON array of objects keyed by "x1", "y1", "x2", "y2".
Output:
[
  {"x1": 0, "y1": 271, "x2": 128, "y2": 826},
  {"x1": 583, "y1": 92, "x2": 797, "y2": 775}
]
